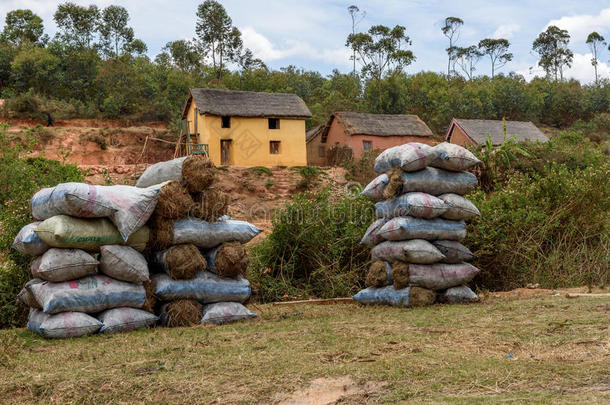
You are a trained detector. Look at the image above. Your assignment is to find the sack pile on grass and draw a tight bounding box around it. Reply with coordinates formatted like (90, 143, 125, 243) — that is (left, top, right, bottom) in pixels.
(135, 156, 260, 327)
(13, 184, 159, 338)
(13, 156, 260, 338)
(356, 142, 482, 307)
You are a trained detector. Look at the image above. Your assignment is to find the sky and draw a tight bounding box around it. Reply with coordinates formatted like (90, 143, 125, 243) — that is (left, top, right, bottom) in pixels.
(1, 0, 609, 83)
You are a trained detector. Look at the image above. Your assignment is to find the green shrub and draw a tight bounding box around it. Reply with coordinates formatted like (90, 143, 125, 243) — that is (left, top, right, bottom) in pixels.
(247, 189, 374, 301)
(247, 166, 272, 176)
(340, 149, 381, 186)
(27, 124, 55, 145)
(292, 166, 324, 190)
(0, 124, 84, 328)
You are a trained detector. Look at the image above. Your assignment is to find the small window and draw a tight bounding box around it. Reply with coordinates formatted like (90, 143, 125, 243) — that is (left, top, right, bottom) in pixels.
(268, 118, 279, 129)
(270, 141, 280, 154)
(363, 140, 372, 151)
(221, 116, 231, 128)
(318, 146, 325, 157)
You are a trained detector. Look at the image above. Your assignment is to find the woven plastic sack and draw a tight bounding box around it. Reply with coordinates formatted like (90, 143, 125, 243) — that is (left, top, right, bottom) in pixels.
(201, 302, 257, 325)
(379, 217, 466, 241)
(30, 248, 98, 282)
(431, 142, 481, 171)
(437, 285, 479, 303)
(201, 245, 220, 270)
(408, 262, 480, 290)
(375, 192, 449, 219)
(173, 218, 262, 248)
(360, 218, 388, 246)
(152, 271, 251, 303)
(12, 222, 50, 256)
(371, 240, 445, 264)
(353, 286, 435, 307)
(374, 143, 439, 173)
(28, 275, 145, 314)
(432, 240, 474, 264)
(35, 215, 149, 252)
(438, 194, 480, 220)
(27, 309, 101, 339)
(360, 173, 389, 200)
(31, 183, 159, 241)
(98, 307, 158, 334)
(17, 279, 44, 309)
(99, 245, 149, 283)
(135, 157, 187, 188)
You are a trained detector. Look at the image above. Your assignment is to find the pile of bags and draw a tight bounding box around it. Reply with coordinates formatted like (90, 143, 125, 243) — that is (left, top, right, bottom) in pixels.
(13, 156, 260, 338)
(135, 156, 260, 327)
(355, 142, 482, 307)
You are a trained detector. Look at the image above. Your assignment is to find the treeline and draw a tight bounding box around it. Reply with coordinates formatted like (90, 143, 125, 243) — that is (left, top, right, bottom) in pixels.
(0, 2, 609, 134)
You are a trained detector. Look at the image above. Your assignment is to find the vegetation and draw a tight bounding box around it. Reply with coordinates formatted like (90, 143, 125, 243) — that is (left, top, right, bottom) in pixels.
(0, 124, 83, 328)
(0, 295, 608, 402)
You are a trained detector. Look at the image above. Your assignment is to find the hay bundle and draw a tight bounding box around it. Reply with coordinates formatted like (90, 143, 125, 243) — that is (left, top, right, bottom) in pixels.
(163, 244, 206, 279)
(142, 280, 157, 313)
(212, 242, 249, 278)
(164, 299, 202, 327)
(148, 214, 173, 251)
(383, 168, 404, 200)
(155, 180, 194, 219)
(366, 261, 388, 287)
(182, 156, 216, 193)
(191, 188, 229, 222)
(408, 287, 437, 307)
(392, 261, 410, 290)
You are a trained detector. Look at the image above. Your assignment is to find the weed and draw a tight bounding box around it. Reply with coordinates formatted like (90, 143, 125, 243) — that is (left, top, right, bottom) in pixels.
(265, 179, 275, 188)
(247, 166, 272, 176)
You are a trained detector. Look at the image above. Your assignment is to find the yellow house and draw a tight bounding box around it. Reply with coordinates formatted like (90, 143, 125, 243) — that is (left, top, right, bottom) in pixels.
(181, 88, 311, 166)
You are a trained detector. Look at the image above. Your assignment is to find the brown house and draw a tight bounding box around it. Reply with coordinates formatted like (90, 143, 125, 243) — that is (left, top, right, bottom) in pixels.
(307, 112, 435, 166)
(446, 118, 548, 147)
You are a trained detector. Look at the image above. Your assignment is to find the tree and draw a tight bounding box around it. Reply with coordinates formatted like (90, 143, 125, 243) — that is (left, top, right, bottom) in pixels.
(586, 32, 606, 84)
(238, 49, 267, 71)
(454, 46, 483, 80)
(346, 24, 414, 82)
(157, 40, 200, 72)
(195, 0, 243, 83)
(54, 2, 100, 49)
(10, 47, 62, 96)
(99, 5, 135, 58)
(441, 17, 463, 76)
(478, 38, 513, 78)
(1, 9, 46, 47)
(532, 26, 573, 81)
(347, 5, 365, 75)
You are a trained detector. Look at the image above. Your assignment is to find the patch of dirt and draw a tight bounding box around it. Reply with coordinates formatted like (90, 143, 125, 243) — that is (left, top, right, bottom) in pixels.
(491, 286, 609, 300)
(275, 376, 384, 405)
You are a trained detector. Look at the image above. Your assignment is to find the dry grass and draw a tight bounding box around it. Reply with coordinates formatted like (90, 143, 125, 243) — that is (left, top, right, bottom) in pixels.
(0, 294, 608, 404)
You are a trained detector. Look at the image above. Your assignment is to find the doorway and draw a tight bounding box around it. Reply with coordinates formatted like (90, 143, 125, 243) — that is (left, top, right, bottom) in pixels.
(221, 140, 232, 165)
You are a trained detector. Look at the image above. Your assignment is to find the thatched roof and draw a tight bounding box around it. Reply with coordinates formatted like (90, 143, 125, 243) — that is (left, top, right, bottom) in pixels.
(328, 112, 434, 138)
(450, 119, 548, 145)
(182, 88, 311, 119)
(306, 125, 323, 143)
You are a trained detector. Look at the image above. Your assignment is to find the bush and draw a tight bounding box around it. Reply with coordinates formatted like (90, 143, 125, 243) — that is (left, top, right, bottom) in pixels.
(247, 189, 374, 301)
(292, 166, 324, 190)
(0, 124, 84, 328)
(340, 149, 381, 186)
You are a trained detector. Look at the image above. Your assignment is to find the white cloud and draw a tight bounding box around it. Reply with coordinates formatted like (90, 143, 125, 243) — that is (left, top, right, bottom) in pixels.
(545, 8, 610, 43)
(493, 24, 520, 39)
(516, 52, 609, 83)
(241, 26, 351, 67)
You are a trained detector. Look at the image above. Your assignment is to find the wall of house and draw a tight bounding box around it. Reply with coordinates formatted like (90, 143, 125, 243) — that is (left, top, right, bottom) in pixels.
(187, 102, 307, 166)
(447, 125, 476, 148)
(306, 135, 327, 166)
(347, 134, 434, 157)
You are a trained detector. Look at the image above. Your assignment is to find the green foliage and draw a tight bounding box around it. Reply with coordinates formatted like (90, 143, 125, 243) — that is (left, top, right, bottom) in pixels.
(248, 190, 374, 301)
(532, 25, 574, 81)
(0, 124, 84, 328)
(1, 9, 45, 47)
(247, 166, 272, 176)
(292, 166, 324, 190)
(468, 131, 610, 290)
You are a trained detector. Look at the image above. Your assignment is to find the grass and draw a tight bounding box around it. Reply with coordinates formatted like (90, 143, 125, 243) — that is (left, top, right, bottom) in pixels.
(0, 294, 608, 403)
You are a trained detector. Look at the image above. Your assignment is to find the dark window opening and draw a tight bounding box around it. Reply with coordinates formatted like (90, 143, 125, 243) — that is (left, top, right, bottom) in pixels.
(318, 146, 325, 157)
(363, 140, 372, 151)
(268, 118, 279, 129)
(270, 141, 280, 154)
(221, 116, 231, 128)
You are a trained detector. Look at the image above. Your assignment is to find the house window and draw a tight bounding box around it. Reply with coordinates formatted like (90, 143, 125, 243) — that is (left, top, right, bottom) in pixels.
(363, 140, 372, 151)
(221, 116, 231, 128)
(270, 141, 280, 154)
(268, 118, 279, 129)
(318, 146, 325, 157)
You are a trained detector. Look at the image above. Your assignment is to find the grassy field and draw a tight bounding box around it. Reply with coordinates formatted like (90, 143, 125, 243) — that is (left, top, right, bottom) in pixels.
(0, 293, 608, 404)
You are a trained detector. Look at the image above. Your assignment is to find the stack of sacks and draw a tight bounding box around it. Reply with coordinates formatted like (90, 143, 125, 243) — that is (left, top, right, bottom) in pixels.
(136, 156, 260, 326)
(13, 183, 160, 338)
(355, 142, 482, 307)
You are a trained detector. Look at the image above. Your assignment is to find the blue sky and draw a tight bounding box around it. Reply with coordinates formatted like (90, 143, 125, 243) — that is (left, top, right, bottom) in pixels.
(1, 1, 609, 83)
